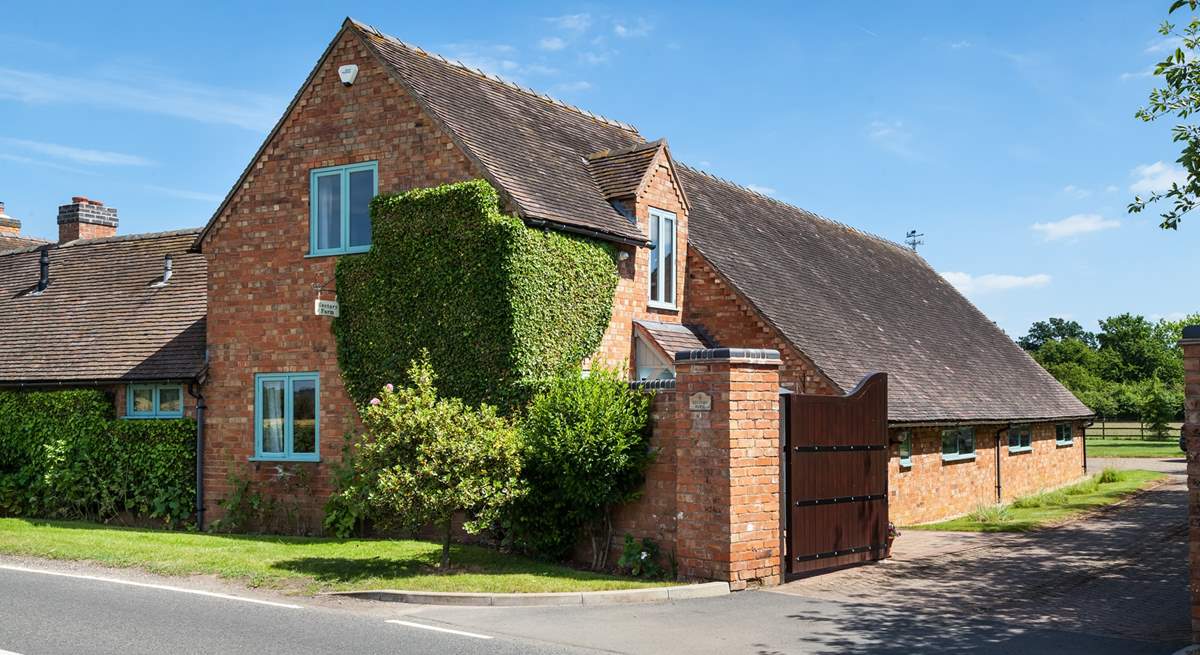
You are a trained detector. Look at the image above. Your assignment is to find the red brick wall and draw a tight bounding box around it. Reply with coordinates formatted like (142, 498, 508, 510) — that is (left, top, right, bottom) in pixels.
(888, 421, 1087, 525)
(593, 150, 689, 373)
(1181, 337, 1200, 642)
(59, 221, 116, 242)
(200, 29, 479, 527)
(610, 388, 679, 556)
(684, 248, 837, 396)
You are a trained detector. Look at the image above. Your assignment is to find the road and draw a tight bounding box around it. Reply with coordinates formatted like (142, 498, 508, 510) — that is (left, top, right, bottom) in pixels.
(0, 456, 1187, 655)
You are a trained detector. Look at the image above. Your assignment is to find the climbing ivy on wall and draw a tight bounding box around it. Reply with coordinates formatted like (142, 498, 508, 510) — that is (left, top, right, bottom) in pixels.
(333, 179, 619, 410)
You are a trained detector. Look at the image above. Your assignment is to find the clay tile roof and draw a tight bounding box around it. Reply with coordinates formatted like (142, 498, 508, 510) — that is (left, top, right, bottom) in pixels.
(0, 229, 207, 383)
(0, 234, 49, 253)
(350, 19, 648, 245)
(678, 164, 1092, 425)
(634, 319, 712, 357)
(586, 141, 664, 200)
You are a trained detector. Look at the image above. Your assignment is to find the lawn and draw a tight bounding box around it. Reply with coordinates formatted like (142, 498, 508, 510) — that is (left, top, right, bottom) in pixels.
(0, 519, 669, 595)
(1086, 438, 1182, 458)
(909, 468, 1165, 533)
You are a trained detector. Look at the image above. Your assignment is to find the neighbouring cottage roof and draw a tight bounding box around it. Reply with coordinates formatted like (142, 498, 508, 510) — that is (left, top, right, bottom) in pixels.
(0, 229, 207, 384)
(586, 141, 665, 200)
(678, 165, 1091, 424)
(634, 320, 711, 357)
(0, 234, 48, 252)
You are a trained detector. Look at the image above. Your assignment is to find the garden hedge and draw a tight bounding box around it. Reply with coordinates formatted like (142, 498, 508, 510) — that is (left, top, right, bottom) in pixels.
(0, 388, 195, 525)
(334, 179, 619, 409)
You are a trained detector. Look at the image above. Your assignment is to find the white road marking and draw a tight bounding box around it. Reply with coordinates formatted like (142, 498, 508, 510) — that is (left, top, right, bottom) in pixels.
(0, 649, 24, 655)
(0, 564, 302, 609)
(386, 619, 494, 640)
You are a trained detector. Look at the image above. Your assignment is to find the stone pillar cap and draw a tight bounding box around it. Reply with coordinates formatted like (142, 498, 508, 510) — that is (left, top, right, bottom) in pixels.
(674, 348, 781, 364)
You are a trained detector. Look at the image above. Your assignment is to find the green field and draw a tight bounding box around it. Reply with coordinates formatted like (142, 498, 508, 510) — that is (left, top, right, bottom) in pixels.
(909, 469, 1164, 533)
(0, 519, 669, 595)
(1087, 437, 1182, 458)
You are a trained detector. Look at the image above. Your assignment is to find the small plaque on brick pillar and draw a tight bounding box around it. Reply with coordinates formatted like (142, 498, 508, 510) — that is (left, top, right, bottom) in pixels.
(688, 392, 712, 411)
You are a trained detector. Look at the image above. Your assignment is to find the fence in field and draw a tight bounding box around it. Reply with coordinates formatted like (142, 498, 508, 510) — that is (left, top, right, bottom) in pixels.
(1089, 421, 1183, 440)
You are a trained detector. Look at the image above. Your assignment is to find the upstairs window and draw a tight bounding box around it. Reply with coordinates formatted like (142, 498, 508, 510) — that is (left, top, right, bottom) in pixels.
(648, 208, 677, 308)
(310, 162, 377, 256)
(941, 426, 975, 461)
(254, 372, 320, 462)
(1008, 424, 1033, 453)
(126, 383, 184, 419)
(1055, 423, 1074, 447)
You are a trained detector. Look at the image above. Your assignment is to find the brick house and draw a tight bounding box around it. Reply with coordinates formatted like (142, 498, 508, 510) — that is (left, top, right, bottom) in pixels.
(0, 197, 207, 418)
(187, 18, 1093, 545)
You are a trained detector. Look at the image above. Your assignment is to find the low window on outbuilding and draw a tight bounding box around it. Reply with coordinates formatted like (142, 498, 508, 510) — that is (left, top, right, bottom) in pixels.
(125, 383, 184, 419)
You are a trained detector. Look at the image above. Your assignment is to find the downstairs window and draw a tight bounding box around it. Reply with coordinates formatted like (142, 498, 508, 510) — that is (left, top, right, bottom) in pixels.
(1008, 424, 1033, 453)
(254, 372, 320, 462)
(126, 383, 184, 419)
(941, 426, 975, 461)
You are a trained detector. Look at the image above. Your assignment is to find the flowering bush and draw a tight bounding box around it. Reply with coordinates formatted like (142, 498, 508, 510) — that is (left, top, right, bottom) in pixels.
(616, 535, 667, 579)
(324, 354, 524, 567)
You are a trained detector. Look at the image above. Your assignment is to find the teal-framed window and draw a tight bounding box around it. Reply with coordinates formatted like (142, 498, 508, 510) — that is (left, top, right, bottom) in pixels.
(253, 372, 320, 462)
(125, 383, 184, 419)
(1008, 424, 1033, 453)
(898, 430, 913, 468)
(648, 207, 677, 309)
(309, 161, 378, 256)
(941, 426, 975, 461)
(1055, 422, 1074, 447)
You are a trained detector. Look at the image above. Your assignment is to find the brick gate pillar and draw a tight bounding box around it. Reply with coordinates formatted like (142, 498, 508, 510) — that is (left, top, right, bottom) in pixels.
(1182, 326, 1200, 643)
(673, 348, 782, 590)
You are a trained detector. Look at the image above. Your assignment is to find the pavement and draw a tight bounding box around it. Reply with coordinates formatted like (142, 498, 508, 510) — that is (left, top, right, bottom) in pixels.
(0, 455, 1188, 654)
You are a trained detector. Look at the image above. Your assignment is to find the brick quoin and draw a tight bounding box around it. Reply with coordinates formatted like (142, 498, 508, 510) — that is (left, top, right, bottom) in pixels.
(1180, 329, 1200, 643)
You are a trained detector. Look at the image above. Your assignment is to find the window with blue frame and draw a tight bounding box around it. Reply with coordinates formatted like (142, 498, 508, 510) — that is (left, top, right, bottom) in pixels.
(309, 161, 377, 256)
(1055, 423, 1074, 447)
(898, 430, 913, 468)
(254, 373, 319, 461)
(1008, 424, 1033, 453)
(126, 383, 184, 419)
(941, 426, 975, 461)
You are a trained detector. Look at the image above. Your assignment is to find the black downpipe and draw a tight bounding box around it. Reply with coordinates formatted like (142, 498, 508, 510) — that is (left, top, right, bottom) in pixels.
(187, 383, 206, 530)
(1082, 419, 1093, 474)
(994, 425, 1008, 503)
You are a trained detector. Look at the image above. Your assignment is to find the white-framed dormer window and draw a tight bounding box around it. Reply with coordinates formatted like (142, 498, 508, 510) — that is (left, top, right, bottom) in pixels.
(648, 208, 677, 309)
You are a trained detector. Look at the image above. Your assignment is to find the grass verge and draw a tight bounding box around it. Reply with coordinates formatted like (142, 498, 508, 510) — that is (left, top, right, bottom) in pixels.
(1086, 438, 1181, 458)
(908, 468, 1165, 533)
(0, 518, 670, 594)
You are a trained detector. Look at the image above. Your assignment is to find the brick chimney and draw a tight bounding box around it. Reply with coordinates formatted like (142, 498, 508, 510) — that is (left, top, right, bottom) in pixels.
(0, 201, 20, 237)
(58, 196, 117, 243)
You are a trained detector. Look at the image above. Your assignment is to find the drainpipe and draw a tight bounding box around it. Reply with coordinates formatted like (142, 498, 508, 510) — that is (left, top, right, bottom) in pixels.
(186, 382, 206, 531)
(1082, 419, 1094, 474)
(993, 425, 1008, 503)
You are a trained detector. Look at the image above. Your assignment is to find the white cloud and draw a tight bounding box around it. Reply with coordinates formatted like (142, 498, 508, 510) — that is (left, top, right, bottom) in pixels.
(949, 40, 972, 49)
(539, 36, 566, 51)
(1031, 213, 1120, 241)
(0, 152, 93, 176)
(3, 137, 152, 166)
(614, 18, 652, 38)
(442, 42, 558, 81)
(1105, 185, 1119, 193)
(866, 119, 918, 158)
(940, 271, 1051, 294)
(1145, 36, 1183, 53)
(547, 13, 591, 32)
(580, 51, 610, 65)
(1151, 311, 1190, 322)
(1130, 161, 1187, 193)
(1119, 68, 1154, 81)
(145, 185, 222, 203)
(0, 67, 282, 132)
(1061, 184, 1091, 199)
(553, 81, 592, 93)
(745, 184, 776, 196)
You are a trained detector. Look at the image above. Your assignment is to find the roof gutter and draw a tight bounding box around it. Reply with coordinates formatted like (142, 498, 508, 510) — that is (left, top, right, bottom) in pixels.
(888, 414, 1095, 429)
(525, 217, 650, 248)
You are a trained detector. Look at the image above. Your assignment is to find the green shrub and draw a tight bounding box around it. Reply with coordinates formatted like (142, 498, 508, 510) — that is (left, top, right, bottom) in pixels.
(334, 180, 619, 411)
(968, 504, 1011, 525)
(0, 389, 194, 526)
(1012, 490, 1068, 509)
(326, 355, 524, 568)
(507, 367, 653, 569)
(1098, 468, 1124, 484)
(1065, 477, 1100, 495)
(617, 535, 668, 579)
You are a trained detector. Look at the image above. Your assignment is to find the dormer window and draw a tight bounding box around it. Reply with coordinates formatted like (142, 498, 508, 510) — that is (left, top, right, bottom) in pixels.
(648, 207, 676, 309)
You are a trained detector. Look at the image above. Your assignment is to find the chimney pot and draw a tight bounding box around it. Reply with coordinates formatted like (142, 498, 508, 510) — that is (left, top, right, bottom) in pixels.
(58, 196, 118, 243)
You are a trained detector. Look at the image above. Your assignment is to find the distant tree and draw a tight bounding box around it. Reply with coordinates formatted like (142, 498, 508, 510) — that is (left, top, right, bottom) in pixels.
(1096, 314, 1179, 383)
(1130, 0, 1200, 229)
(1018, 318, 1097, 351)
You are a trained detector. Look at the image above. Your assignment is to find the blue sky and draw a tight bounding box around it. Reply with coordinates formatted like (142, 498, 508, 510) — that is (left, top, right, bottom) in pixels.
(0, 1, 1194, 337)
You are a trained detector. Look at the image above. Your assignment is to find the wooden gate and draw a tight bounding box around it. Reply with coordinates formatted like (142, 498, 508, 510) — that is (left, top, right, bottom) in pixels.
(781, 372, 888, 579)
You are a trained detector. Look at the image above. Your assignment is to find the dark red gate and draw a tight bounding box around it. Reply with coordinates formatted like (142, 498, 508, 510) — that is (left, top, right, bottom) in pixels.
(781, 372, 888, 579)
